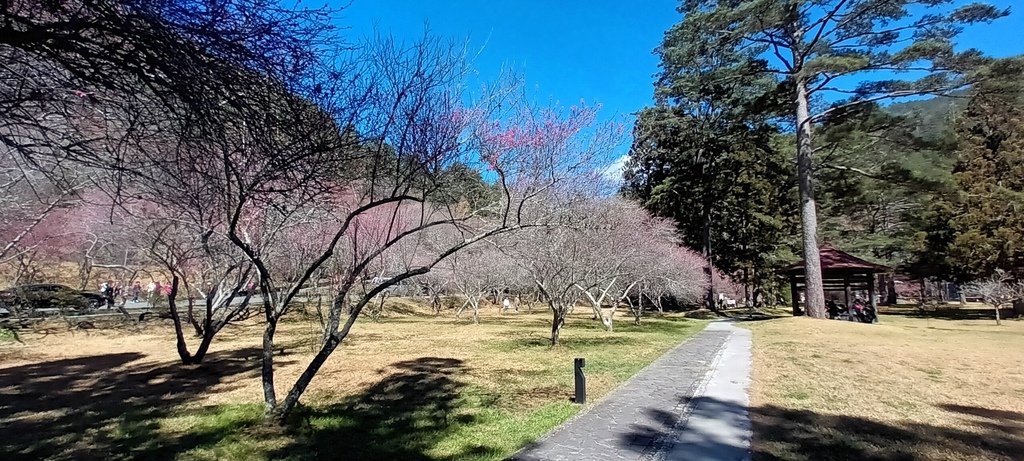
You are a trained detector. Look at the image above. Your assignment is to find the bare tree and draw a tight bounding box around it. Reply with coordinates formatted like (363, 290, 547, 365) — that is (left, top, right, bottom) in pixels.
(963, 271, 1024, 326)
(249, 64, 618, 420)
(509, 206, 600, 342)
(574, 198, 707, 331)
(141, 208, 259, 364)
(1, 1, 620, 423)
(443, 242, 495, 323)
(0, 148, 91, 275)
(575, 199, 653, 331)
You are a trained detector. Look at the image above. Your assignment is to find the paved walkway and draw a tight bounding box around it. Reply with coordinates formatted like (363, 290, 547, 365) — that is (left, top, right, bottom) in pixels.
(512, 322, 752, 461)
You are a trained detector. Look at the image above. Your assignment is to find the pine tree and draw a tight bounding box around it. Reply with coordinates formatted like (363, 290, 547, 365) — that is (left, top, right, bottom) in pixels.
(673, 0, 1005, 317)
(815, 101, 957, 270)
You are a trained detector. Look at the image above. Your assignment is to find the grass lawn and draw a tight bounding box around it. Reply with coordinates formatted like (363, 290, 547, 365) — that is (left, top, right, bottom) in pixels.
(744, 313, 1024, 461)
(0, 301, 705, 460)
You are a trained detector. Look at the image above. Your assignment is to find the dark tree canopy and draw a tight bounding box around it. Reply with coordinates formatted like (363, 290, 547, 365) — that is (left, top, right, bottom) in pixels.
(624, 10, 796, 306)
(946, 58, 1024, 280)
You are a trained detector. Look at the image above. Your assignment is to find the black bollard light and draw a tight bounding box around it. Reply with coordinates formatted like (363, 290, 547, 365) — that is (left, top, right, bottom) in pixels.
(574, 357, 586, 404)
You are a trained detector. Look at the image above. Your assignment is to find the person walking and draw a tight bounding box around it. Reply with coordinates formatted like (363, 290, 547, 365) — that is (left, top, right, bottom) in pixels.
(131, 281, 142, 302)
(100, 281, 115, 309)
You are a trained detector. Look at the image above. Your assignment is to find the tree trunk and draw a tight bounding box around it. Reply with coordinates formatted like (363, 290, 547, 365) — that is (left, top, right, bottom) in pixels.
(167, 277, 195, 365)
(321, 293, 344, 346)
(743, 267, 750, 308)
(455, 298, 470, 318)
(886, 274, 898, 305)
(918, 279, 927, 309)
(192, 329, 216, 364)
(270, 330, 342, 424)
(704, 218, 716, 311)
(595, 305, 612, 330)
(995, 304, 1002, 326)
(550, 305, 566, 346)
(262, 317, 279, 413)
(429, 291, 441, 315)
(795, 77, 825, 319)
(579, 282, 615, 330)
(628, 297, 642, 325)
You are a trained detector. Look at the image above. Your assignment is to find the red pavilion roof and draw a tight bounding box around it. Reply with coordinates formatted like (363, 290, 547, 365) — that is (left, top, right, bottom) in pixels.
(785, 245, 891, 273)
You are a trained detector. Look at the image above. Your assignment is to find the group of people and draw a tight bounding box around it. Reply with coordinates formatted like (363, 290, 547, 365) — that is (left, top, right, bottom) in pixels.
(826, 297, 877, 323)
(97, 280, 173, 308)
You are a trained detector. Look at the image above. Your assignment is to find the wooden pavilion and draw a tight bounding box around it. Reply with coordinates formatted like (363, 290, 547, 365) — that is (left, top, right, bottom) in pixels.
(785, 246, 891, 317)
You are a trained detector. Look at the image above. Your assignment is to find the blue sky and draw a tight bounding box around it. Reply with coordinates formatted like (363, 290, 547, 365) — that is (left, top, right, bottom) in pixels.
(335, 0, 1024, 173)
(338, 0, 680, 120)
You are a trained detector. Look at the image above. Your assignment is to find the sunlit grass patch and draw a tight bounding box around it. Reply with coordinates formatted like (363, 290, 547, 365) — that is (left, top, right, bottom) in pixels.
(745, 314, 1024, 461)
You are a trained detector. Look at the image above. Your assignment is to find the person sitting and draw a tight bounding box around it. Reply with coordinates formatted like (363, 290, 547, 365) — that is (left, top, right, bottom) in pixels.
(827, 300, 840, 319)
(852, 297, 869, 323)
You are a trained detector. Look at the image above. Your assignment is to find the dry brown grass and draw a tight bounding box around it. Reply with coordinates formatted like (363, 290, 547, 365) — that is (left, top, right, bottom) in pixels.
(744, 314, 1024, 461)
(0, 300, 705, 460)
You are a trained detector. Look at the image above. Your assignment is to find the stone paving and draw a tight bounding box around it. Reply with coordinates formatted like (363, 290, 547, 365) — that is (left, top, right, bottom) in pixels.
(512, 322, 749, 461)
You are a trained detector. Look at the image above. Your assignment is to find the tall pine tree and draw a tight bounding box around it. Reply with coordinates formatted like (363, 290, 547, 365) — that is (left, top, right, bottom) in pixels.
(671, 0, 1005, 317)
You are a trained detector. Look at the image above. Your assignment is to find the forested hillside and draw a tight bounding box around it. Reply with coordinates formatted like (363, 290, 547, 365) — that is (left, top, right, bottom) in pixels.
(819, 66, 1022, 286)
(815, 94, 963, 270)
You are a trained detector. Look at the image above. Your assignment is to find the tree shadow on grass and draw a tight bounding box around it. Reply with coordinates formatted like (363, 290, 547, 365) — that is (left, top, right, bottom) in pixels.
(610, 396, 1024, 461)
(725, 311, 793, 322)
(493, 334, 641, 351)
(270, 357, 503, 461)
(879, 307, 1014, 321)
(751, 402, 1024, 460)
(2, 353, 508, 460)
(937, 404, 1024, 432)
(0, 347, 283, 460)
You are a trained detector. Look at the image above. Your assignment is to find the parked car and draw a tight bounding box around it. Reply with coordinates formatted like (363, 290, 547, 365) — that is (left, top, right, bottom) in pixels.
(0, 284, 105, 317)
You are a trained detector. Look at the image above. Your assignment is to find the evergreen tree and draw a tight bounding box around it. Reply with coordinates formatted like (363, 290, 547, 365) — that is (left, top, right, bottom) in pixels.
(947, 58, 1024, 280)
(674, 0, 1005, 317)
(623, 11, 795, 308)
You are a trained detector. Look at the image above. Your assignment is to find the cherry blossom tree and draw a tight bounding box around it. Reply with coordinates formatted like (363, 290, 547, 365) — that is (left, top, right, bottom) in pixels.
(0, 148, 92, 286)
(573, 199, 651, 331)
(573, 198, 708, 331)
(499, 196, 710, 343)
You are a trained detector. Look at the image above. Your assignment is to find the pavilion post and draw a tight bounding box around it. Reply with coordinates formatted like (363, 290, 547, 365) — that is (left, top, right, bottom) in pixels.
(868, 271, 878, 323)
(843, 277, 850, 308)
(790, 276, 800, 316)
